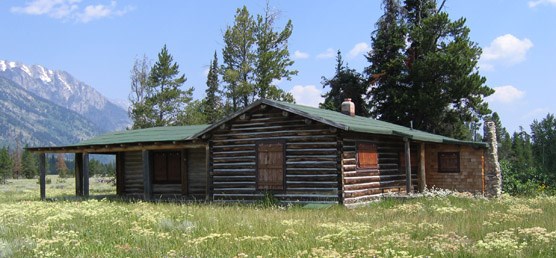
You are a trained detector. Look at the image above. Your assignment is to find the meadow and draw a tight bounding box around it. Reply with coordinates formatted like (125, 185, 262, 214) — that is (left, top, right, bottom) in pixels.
(0, 176, 555, 257)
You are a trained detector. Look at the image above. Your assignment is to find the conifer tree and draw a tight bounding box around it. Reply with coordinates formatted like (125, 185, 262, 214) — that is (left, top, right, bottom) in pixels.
(221, 5, 297, 112)
(254, 3, 297, 102)
(21, 147, 37, 179)
(222, 6, 257, 112)
(321, 50, 368, 116)
(204, 51, 223, 123)
(365, 0, 407, 121)
(0, 147, 12, 183)
(366, 0, 493, 139)
(146, 45, 194, 127)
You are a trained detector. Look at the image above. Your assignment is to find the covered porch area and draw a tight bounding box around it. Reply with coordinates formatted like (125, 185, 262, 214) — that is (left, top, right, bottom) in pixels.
(27, 125, 210, 201)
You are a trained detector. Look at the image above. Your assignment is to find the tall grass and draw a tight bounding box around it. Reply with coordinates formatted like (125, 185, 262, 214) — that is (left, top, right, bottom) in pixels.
(0, 176, 555, 257)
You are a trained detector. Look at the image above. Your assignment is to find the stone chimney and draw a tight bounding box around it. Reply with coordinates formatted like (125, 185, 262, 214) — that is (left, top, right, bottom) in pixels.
(341, 98, 355, 117)
(484, 121, 502, 198)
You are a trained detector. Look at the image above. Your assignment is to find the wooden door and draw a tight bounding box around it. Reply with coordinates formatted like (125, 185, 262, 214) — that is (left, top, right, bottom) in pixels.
(257, 142, 284, 190)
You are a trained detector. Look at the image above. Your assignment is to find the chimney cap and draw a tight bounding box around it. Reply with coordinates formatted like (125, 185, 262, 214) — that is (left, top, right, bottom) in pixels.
(341, 98, 355, 117)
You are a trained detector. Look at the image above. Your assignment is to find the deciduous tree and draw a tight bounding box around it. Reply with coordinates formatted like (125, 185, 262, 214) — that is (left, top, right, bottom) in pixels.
(56, 153, 69, 178)
(128, 55, 153, 129)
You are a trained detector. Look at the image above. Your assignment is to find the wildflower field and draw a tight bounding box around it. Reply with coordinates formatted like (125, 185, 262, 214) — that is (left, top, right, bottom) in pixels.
(1, 176, 556, 257)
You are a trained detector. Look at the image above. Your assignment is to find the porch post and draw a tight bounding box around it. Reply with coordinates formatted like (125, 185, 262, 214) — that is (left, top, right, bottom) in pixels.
(83, 153, 89, 197)
(116, 153, 125, 195)
(143, 150, 152, 200)
(75, 153, 83, 196)
(39, 153, 46, 201)
(404, 138, 413, 194)
(418, 142, 427, 192)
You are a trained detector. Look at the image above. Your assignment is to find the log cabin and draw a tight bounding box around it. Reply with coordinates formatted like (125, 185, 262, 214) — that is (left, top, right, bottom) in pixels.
(28, 98, 495, 205)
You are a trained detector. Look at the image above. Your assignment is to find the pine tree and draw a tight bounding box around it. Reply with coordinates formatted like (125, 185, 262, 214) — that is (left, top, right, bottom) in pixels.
(254, 3, 297, 102)
(321, 50, 368, 116)
(531, 114, 556, 184)
(366, 0, 494, 139)
(204, 51, 223, 123)
(222, 6, 257, 112)
(21, 147, 37, 179)
(0, 147, 12, 184)
(146, 45, 194, 127)
(365, 0, 407, 121)
(55, 153, 69, 178)
(221, 5, 297, 112)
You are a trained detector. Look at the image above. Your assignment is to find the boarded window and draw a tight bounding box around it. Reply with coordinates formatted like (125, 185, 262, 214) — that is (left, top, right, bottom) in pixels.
(357, 143, 378, 168)
(257, 142, 284, 190)
(153, 151, 182, 183)
(438, 152, 460, 173)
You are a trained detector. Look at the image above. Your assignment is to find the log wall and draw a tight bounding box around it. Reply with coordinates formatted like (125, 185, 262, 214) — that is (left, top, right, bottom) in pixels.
(188, 148, 207, 197)
(209, 106, 339, 203)
(123, 151, 144, 196)
(341, 133, 418, 204)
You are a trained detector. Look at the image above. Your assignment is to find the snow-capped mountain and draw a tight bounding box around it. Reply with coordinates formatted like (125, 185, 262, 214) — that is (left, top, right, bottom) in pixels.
(0, 60, 130, 133)
(0, 76, 100, 147)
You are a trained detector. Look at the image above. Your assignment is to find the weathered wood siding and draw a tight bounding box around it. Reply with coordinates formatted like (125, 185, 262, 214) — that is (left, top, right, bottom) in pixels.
(209, 106, 339, 203)
(341, 133, 418, 204)
(124, 151, 143, 196)
(188, 148, 207, 197)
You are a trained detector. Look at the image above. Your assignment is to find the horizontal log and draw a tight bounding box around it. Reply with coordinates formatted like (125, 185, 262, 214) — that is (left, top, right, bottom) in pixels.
(212, 162, 255, 167)
(211, 135, 336, 144)
(212, 175, 256, 180)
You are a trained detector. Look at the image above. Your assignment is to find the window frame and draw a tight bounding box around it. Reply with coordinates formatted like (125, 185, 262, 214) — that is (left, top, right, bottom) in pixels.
(256, 141, 286, 191)
(438, 152, 460, 173)
(356, 142, 378, 169)
(151, 151, 182, 184)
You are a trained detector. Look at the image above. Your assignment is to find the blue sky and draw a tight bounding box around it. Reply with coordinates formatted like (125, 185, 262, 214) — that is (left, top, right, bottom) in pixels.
(0, 0, 555, 134)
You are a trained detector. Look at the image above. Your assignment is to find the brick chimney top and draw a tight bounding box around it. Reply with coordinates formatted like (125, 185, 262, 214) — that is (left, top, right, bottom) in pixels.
(341, 98, 355, 117)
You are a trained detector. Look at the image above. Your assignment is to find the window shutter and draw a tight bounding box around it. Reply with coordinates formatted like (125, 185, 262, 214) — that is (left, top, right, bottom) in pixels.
(167, 152, 182, 182)
(357, 143, 378, 168)
(153, 152, 167, 182)
(257, 142, 284, 190)
(438, 152, 460, 173)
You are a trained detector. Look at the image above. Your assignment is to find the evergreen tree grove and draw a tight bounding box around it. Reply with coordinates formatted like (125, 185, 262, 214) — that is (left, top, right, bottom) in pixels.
(0, 147, 12, 183)
(366, 0, 493, 139)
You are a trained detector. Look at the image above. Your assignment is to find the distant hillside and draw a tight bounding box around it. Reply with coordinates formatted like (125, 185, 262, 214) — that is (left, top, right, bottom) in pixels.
(0, 77, 102, 148)
(0, 60, 130, 133)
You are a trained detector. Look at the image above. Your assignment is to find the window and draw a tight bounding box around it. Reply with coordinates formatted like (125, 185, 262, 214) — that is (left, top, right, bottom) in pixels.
(357, 143, 378, 168)
(438, 152, 460, 173)
(153, 151, 182, 183)
(257, 142, 284, 190)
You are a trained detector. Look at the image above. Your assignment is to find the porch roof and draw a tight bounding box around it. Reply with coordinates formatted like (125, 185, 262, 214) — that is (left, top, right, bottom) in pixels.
(27, 124, 209, 153)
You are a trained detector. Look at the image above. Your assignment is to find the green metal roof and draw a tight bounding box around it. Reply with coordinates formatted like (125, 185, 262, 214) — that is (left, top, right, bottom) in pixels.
(72, 124, 209, 146)
(193, 99, 487, 147)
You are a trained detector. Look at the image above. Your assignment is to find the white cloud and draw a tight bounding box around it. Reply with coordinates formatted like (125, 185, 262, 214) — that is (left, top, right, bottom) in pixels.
(289, 85, 323, 107)
(10, 0, 134, 23)
(482, 34, 533, 65)
(348, 42, 371, 59)
(316, 48, 336, 59)
(528, 0, 556, 8)
(293, 50, 309, 59)
(486, 85, 525, 104)
(203, 68, 210, 76)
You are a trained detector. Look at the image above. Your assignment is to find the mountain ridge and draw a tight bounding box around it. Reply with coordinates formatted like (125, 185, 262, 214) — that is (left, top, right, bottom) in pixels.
(0, 60, 130, 133)
(0, 76, 101, 148)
